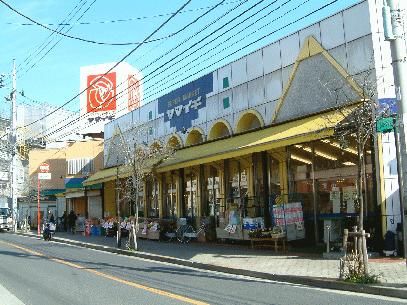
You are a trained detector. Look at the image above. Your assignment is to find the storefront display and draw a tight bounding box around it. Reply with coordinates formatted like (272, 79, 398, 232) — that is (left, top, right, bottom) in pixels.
(137, 218, 160, 240)
(272, 202, 305, 241)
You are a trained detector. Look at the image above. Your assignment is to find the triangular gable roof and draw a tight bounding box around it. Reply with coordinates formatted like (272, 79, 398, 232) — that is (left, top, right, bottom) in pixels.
(272, 36, 365, 124)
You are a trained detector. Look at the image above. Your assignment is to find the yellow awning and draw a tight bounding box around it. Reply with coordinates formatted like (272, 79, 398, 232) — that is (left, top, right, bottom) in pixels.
(157, 106, 355, 173)
(83, 159, 160, 186)
(83, 166, 133, 186)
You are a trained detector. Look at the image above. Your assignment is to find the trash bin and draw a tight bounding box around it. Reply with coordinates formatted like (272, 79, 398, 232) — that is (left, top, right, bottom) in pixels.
(396, 223, 403, 256)
(383, 230, 397, 256)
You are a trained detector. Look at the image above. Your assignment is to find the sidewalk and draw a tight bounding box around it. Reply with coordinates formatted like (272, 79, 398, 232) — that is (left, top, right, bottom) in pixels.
(17, 231, 407, 299)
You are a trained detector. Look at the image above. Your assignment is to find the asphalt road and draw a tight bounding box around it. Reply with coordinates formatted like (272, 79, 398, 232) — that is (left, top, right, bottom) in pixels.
(0, 233, 405, 305)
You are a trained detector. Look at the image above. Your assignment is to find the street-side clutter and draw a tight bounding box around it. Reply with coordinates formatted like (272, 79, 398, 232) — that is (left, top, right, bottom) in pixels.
(76, 217, 177, 242)
(70, 214, 294, 253)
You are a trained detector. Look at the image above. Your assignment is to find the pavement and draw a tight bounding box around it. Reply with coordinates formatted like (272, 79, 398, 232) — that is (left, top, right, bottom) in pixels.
(14, 230, 407, 299)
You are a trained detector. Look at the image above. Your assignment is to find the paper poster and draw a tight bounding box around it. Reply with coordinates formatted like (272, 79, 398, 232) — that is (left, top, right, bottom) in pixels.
(346, 201, 355, 213)
(343, 186, 357, 213)
(330, 191, 340, 201)
(333, 199, 341, 214)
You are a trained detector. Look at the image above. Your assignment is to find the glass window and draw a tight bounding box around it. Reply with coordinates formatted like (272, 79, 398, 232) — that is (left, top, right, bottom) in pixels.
(205, 165, 221, 217)
(163, 174, 177, 218)
(184, 170, 198, 218)
(146, 178, 159, 218)
(227, 159, 249, 217)
(287, 149, 313, 216)
(252, 153, 266, 218)
(288, 136, 375, 230)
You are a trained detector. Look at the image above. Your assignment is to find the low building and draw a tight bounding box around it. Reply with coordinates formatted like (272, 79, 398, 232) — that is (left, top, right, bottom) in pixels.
(24, 138, 103, 228)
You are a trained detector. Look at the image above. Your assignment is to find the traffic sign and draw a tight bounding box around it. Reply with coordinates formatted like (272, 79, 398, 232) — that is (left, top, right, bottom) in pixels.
(38, 172, 51, 180)
(39, 163, 50, 173)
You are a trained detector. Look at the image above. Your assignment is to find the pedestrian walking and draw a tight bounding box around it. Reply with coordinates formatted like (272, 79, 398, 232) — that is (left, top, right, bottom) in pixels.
(68, 210, 77, 234)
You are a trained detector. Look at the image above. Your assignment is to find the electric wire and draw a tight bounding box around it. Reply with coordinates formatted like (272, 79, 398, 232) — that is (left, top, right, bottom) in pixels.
(8, 0, 193, 138)
(139, 0, 282, 101)
(0, 0, 226, 46)
(4, 0, 244, 27)
(39, 0, 341, 142)
(23, 0, 99, 76)
(147, 0, 332, 100)
(17, 0, 88, 72)
(15, 0, 235, 136)
(57, 0, 258, 130)
(141, 0, 307, 102)
(13, 0, 226, 82)
(0, 0, 88, 86)
(78, 0, 277, 118)
(25, 0, 310, 141)
(24, 0, 256, 139)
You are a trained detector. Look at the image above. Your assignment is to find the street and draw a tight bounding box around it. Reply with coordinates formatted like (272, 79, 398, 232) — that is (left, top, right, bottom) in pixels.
(0, 233, 405, 305)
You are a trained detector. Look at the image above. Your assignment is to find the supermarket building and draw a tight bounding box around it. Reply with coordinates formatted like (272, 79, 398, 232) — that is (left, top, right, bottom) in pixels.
(84, 0, 403, 245)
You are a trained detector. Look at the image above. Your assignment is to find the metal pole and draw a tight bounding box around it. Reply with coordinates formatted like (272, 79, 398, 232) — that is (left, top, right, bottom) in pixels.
(394, 116, 405, 256)
(10, 59, 17, 231)
(311, 145, 319, 244)
(37, 176, 40, 236)
(116, 166, 121, 248)
(383, 0, 407, 264)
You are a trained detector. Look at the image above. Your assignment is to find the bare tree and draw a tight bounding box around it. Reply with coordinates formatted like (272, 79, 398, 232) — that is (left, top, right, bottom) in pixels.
(112, 125, 174, 250)
(323, 69, 391, 278)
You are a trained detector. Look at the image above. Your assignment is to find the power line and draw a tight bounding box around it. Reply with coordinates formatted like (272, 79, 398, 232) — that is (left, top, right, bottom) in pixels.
(39, 0, 340, 142)
(140, 0, 276, 100)
(15, 0, 192, 134)
(17, 0, 88, 72)
(88, 0, 272, 110)
(4, 0, 244, 27)
(0, 0, 213, 46)
(148, 0, 327, 100)
(12, 0, 225, 81)
(14, 0, 231, 136)
(141, 0, 302, 102)
(0, 0, 90, 88)
(25, 0, 252, 138)
(0, 0, 135, 46)
(25, 0, 297, 141)
(89, 0, 268, 113)
(22, 0, 99, 76)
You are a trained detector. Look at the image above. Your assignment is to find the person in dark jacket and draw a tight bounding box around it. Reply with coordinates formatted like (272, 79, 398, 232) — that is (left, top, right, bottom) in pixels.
(67, 210, 77, 234)
(61, 211, 68, 232)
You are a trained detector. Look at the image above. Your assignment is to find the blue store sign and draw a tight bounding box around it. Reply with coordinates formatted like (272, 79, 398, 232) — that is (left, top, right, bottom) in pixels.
(158, 73, 213, 131)
(378, 98, 397, 115)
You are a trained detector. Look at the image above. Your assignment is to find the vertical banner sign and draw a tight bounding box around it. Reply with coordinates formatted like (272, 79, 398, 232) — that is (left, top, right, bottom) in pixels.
(127, 75, 142, 111)
(87, 72, 117, 112)
(158, 73, 213, 131)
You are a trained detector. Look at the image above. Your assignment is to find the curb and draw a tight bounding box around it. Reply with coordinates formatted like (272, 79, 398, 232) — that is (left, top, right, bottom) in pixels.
(15, 232, 406, 300)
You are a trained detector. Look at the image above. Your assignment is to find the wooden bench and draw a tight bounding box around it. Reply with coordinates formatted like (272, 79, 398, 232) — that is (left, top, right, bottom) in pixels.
(250, 236, 287, 252)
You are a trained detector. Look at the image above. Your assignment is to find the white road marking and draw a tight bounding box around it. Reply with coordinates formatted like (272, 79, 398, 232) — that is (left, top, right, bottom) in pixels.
(0, 282, 25, 305)
(11, 234, 407, 303)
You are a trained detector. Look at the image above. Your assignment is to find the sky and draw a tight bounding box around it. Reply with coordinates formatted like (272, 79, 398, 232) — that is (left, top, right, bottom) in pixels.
(0, 0, 361, 124)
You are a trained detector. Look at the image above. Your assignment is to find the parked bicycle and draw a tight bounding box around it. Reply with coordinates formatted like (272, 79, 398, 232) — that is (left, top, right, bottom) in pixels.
(176, 221, 207, 243)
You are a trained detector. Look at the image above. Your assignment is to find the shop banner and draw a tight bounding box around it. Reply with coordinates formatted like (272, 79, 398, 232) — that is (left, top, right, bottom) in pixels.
(158, 73, 213, 131)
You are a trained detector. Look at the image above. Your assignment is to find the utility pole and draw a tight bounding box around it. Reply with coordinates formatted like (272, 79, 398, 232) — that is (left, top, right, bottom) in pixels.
(10, 59, 17, 231)
(383, 0, 407, 263)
